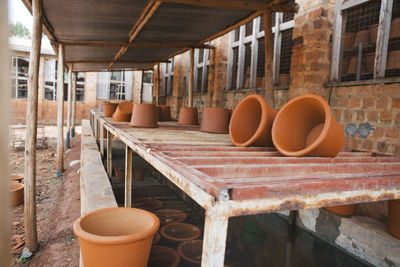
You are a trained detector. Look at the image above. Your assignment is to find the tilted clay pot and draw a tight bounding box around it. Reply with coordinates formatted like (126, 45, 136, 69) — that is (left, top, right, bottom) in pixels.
(156, 106, 163, 122)
(148, 246, 180, 267)
(177, 240, 203, 266)
(272, 94, 344, 157)
(324, 204, 358, 216)
(390, 18, 400, 39)
(73, 207, 160, 267)
(129, 103, 158, 128)
(386, 50, 400, 70)
(353, 29, 370, 48)
(178, 107, 199, 125)
(112, 102, 133, 122)
(10, 183, 24, 206)
(160, 105, 172, 121)
(343, 32, 355, 50)
(230, 94, 277, 147)
(155, 209, 187, 224)
(132, 198, 163, 211)
(388, 199, 400, 239)
(103, 102, 118, 118)
(11, 174, 23, 183)
(200, 107, 230, 134)
(160, 223, 201, 245)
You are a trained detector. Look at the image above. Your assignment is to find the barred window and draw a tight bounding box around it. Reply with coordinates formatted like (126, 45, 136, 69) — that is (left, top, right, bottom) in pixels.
(193, 46, 210, 93)
(163, 58, 174, 96)
(11, 56, 29, 99)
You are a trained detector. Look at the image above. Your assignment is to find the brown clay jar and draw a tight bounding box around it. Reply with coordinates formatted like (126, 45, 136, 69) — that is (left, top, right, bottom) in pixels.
(112, 102, 133, 122)
(230, 94, 277, 147)
(178, 107, 199, 125)
(154, 209, 187, 224)
(10, 183, 24, 206)
(200, 107, 230, 134)
(148, 245, 180, 267)
(129, 103, 158, 128)
(160, 105, 172, 121)
(324, 204, 358, 216)
(272, 94, 344, 157)
(103, 102, 118, 118)
(73, 207, 160, 267)
(388, 199, 400, 239)
(177, 240, 203, 266)
(160, 223, 201, 247)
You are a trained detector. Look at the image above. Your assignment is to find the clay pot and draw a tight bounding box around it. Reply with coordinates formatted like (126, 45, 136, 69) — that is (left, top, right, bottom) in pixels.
(11, 174, 23, 183)
(132, 198, 163, 211)
(177, 240, 203, 266)
(178, 107, 199, 125)
(353, 29, 370, 48)
(229, 94, 277, 147)
(155, 209, 187, 224)
(160, 223, 201, 245)
(129, 103, 158, 128)
(388, 199, 400, 239)
(153, 232, 161, 244)
(272, 94, 344, 157)
(148, 246, 180, 267)
(386, 50, 400, 70)
(114, 167, 124, 183)
(10, 183, 24, 206)
(200, 107, 230, 134)
(343, 32, 355, 50)
(324, 204, 358, 216)
(279, 74, 290, 86)
(156, 106, 163, 122)
(73, 207, 160, 267)
(390, 18, 400, 39)
(112, 102, 133, 122)
(160, 105, 172, 121)
(369, 24, 378, 43)
(103, 102, 118, 118)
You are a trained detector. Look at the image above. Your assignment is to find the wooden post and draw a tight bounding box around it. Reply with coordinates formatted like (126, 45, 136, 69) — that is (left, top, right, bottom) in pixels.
(56, 44, 65, 175)
(263, 11, 274, 107)
(107, 131, 112, 177)
(188, 48, 194, 107)
(71, 72, 77, 137)
(124, 146, 133, 207)
(24, 0, 42, 252)
(156, 63, 160, 105)
(66, 65, 72, 149)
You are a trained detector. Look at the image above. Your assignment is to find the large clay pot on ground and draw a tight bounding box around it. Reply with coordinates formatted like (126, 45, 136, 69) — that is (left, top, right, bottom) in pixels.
(353, 29, 370, 48)
(132, 198, 163, 211)
(386, 50, 400, 70)
(160, 223, 201, 246)
(103, 102, 118, 118)
(160, 105, 172, 121)
(177, 240, 203, 266)
(148, 246, 180, 267)
(343, 32, 355, 50)
(272, 94, 344, 157)
(324, 204, 358, 216)
(155, 209, 187, 224)
(112, 102, 133, 122)
(388, 199, 400, 239)
(200, 107, 230, 134)
(10, 183, 24, 206)
(390, 18, 400, 39)
(178, 107, 199, 125)
(129, 103, 158, 128)
(229, 94, 277, 147)
(73, 207, 160, 267)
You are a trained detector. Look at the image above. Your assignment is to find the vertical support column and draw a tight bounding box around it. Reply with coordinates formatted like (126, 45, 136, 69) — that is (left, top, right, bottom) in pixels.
(263, 11, 274, 107)
(66, 65, 72, 149)
(201, 213, 229, 267)
(124, 146, 133, 207)
(24, 0, 42, 252)
(106, 131, 112, 177)
(330, 0, 344, 81)
(272, 13, 282, 85)
(71, 72, 77, 137)
(100, 122, 104, 157)
(56, 44, 65, 176)
(188, 48, 194, 107)
(156, 63, 160, 106)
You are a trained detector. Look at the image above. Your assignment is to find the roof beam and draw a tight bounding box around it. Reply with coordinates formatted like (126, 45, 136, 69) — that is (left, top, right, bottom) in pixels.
(61, 41, 214, 49)
(66, 60, 169, 64)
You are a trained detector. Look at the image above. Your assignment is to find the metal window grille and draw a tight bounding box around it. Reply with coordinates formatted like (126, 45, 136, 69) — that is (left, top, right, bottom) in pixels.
(280, 29, 293, 74)
(197, 67, 203, 92)
(76, 72, 85, 102)
(243, 43, 252, 88)
(11, 56, 29, 99)
(386, 0, 400, 77)
(231, 46, 239, 90)
(245, 21, 253, 37)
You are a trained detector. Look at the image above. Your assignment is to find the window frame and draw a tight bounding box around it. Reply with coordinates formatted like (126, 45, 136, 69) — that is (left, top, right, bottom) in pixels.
(162, 58, 174, 96)
(76, 72, 85, 102)
(108, 71, 126, 100)
(10, 56, 29, 99)
(193, 46, 211, 93)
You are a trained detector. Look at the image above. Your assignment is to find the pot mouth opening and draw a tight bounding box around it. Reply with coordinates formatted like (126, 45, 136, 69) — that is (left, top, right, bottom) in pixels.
(178, 240, 203, 264)
(161, 223, 200, 241)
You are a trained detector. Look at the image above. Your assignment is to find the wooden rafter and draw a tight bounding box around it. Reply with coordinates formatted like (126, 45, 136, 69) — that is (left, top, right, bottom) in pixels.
(61, 41, 214, 49)
(66, 60, 169, 64)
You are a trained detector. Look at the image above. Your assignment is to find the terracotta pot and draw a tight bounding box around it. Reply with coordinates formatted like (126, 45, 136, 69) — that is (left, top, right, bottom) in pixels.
(388, 199, 400, 239)
(160, 105, 172, 121)
(155, 209, 187, 224)
(177, 240, 203, 266)
(353, 29, 370, 48)
(73, 207, 160, 267)
(160, 223, 201, 244)
(324, 204, 358, 216)
(129, 103, 158, 128)
(272, 94, 344, 157)
(279, 74, 290, 86)
(229, 94, 277, 147)
(390, 18, 400, 39)
(132, 198, 163, 211)
(148, 246, 180, 267)
(11, 174, 23, 183)
(178, 107, 199, 125)
(10, 183, 24, 206)
(156, 106, 163, 122)
(369, 24, 378, 43)
(153, 232, 161, 244)
(200, 107, 230, 134)
(343, 32, 355, 50)
(114, 167, 124, 183)
(386, 50, 400, 70)
(103, 102, 118, 118)
(112, 102, 133, 122)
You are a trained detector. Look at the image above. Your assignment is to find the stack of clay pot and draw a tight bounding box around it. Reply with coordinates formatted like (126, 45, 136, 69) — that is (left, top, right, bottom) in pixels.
(10, 174, 24, 206)
(177, 240, 203, 266)
(112, 102, 133, 122)
(73, 207, 160, 267)
(148, 246, 180, 267)
(200, 107, 231, 134)
(160, 223, 201, 248)
(131, 197, 163, 211)
(178, 107, 199, 125)
(155, 209, 187, 224)
(130, 103, 158, 128)
(102, 102, 118, 118)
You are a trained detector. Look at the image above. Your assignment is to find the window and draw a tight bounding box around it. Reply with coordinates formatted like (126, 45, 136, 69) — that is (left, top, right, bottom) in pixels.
(227, 11, 294, 90)
(163, 58, 174, 95)
(10, 56, 29, 99)
(76, 72, 85, 102)
(194, 48, 210, 93)
(44, 59, 57, 101)
(109, 71, 125, 100)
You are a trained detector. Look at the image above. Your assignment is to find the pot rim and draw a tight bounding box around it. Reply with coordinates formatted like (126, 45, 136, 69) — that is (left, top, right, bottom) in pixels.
(177, 239, 203, 264)
(10, 183, 24, 192)
(154, 209, 187, 224)
(272, 94, 332, 156)
(229, 94, 269, 147)
(73, 207, 160, 245)
(160, 223, 201, 241)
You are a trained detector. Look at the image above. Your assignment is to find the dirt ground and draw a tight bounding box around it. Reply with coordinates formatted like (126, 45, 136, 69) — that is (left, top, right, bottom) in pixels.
(9, 132, 81, 266)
